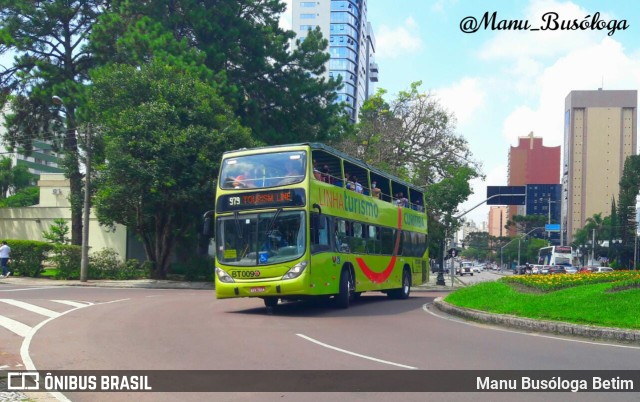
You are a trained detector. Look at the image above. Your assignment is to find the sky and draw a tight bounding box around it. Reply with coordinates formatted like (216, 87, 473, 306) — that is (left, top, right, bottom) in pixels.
(281, 0, 640, 227)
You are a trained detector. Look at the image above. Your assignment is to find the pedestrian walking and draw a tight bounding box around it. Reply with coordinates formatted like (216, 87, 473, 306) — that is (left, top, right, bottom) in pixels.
(0, 241, 11, 278)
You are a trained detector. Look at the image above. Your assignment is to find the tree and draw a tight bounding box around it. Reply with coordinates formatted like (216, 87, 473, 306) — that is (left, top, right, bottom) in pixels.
(42, 218, 71, 244)
(1, 0, 106, 245)
(89, 0, 350, 145)
(617, 155, 640, 266)
(334, 82, 481, 256)
(88, 60, 254, 278)
(0, 187, 39, 207)
(0, 157, 37, 198)
(336, 82, 480, 184)
(505, 215, 547, 236)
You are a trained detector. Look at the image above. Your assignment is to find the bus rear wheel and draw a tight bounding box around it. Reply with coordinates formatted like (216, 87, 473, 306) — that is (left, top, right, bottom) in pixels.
(388, 269, 411, 299)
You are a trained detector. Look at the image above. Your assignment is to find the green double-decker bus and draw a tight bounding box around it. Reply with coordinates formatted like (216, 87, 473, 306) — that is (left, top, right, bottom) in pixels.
(210, 143, 429, 308)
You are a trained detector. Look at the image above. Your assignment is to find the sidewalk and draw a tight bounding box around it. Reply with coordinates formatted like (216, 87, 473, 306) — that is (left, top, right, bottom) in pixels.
(0, 276, 215, 290)
(414, 271, 464, 291)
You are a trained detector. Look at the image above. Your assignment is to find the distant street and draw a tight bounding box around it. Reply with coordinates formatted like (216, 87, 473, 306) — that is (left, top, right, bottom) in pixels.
(1, 281, 639, 402)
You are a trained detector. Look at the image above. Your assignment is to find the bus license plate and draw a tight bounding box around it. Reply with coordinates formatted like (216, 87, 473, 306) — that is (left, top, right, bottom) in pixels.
(250, 287, 266, 293)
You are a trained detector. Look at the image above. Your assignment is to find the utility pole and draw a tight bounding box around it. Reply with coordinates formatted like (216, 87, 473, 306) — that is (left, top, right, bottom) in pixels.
(590, 228, 595, 266)
(80, 127, 91, 282)
(53, 95, 90, 282)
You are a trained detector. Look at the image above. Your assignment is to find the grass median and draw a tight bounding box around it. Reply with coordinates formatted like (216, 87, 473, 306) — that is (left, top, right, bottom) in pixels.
(444, 272, 640, 330)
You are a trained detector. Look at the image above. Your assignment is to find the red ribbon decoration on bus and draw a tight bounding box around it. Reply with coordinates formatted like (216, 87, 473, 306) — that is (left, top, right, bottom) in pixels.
(355, 208, 402, 283)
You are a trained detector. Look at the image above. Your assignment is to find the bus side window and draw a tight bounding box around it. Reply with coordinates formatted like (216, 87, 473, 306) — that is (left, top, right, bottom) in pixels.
(310, 213, 330, 254)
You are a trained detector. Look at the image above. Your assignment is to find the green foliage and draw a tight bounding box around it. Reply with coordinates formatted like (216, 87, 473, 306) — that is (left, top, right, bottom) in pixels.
(51, 244, 82, 279)
(90, 0, 349, 145)
(5, 239, 54, 277)
(0, 186, 39, 207)
(1, 0, 106, 245)
(88, 248, 148, 279)
(617, 155, 640, 265)
(0, 157, 37, 198)
(169, 255, 214, 282)
(42, 218, 71, 244)
(88, 60, 253, 278)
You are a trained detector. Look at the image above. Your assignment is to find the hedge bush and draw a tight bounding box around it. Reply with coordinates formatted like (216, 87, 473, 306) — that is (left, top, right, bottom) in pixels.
(5, 239, 54, 277)
(51, 244, 82, 279)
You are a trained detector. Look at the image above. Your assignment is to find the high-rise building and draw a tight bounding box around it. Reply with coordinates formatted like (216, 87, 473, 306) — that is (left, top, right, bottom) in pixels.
(507, 133, 561, 235)
(0, 106, 64, 178)
(526, 183, 561, 244)
(292, 0, 378, 122)
(563, 89, 638, 244)
(488, 206, 508, 238)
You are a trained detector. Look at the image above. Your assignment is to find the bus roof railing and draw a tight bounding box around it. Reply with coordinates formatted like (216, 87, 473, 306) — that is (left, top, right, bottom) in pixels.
(222, 142, 424, 195)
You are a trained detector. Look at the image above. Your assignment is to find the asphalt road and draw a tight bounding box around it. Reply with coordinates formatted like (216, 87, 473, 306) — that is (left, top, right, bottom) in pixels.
(1, 283, 640, 402)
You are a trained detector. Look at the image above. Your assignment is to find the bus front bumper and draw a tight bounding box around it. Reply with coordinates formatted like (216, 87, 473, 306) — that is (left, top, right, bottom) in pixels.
(216, 275, 308, 299)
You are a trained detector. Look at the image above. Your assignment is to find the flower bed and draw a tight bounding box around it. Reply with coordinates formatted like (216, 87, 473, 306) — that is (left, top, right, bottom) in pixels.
(501, 271, 640, 291)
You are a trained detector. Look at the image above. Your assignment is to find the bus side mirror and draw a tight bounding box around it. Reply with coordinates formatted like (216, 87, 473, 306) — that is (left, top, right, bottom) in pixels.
(202, 210, 215, 236)
(313, 203, 322, 216)
(203, 217, 212, 236)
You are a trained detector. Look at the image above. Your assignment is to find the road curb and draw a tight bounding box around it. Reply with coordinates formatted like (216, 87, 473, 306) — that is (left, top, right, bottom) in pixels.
(433, 297, 640, 344)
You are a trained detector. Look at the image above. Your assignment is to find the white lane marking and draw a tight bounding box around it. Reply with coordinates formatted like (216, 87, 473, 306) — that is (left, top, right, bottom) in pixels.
(423, 303, 640, 350)
(0, 315, 31, 337)
(50, 300, 90, 308)
(0, 299, 60, 318)
(0, 287, 63, 292)
(296, 333, 418, 370)
(21, 298, 129, 402)
(98, 298, 130, 305)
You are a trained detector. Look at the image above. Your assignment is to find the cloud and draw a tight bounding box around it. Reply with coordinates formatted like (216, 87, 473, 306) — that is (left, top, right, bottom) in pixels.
(435, 78, 486, 126)
(502, 37, 640, 148)
(279, 0, 292, 31)
(375, 17, 423, 59)
(479, 0, 610, 61)
(431, 0, 459, 13)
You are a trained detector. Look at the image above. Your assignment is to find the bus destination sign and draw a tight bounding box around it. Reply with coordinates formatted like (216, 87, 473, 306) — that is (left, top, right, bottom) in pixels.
(217, 189, 306, 212)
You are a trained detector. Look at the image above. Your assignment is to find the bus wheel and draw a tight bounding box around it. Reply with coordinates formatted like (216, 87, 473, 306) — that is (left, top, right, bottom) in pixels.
(388, 269, 411, 299)
(263, 297, 278, 308)
(335, 269, 352, 309)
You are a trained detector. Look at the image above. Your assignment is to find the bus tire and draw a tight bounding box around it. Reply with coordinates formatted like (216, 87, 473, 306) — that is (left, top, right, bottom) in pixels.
(335, 268, 353, 309)
(388, 268, 411, 299)
(263, 297, 278, 308)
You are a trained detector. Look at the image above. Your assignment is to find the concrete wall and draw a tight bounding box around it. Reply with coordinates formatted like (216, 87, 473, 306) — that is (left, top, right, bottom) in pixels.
(0, 207, 128, 260)
(0, 173, 129, 260)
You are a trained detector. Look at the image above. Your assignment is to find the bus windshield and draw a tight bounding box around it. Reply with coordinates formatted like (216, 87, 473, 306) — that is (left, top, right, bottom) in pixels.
(216, 211, 306, 266)
(220, 151, 307, 189)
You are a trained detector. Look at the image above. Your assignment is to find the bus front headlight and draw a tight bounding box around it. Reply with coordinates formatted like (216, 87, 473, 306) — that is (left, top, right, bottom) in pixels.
(282, 261, 308, 280)
(215, 267, 235, 283)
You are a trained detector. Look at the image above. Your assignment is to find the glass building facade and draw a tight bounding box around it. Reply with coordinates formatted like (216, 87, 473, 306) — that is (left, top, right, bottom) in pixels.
(292, 0, 378, 122)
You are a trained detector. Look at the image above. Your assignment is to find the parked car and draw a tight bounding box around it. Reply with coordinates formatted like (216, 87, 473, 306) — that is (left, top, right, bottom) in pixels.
(592, 267, 614, 273)
(564, 266, 578, 274)
(540, 265, 551, 274)
(531, 264, 543, 274)
(472, 265, 482, 273)
(548, 266, 567, 274)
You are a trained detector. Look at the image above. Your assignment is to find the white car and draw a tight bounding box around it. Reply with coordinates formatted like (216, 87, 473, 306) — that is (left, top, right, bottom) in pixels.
(592, 267, 614, 273)
(472, 266, 481, 273)
(457, 262, 474, 276)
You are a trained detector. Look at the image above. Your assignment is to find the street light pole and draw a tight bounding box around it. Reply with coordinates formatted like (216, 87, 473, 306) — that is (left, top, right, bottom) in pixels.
(52, 95, 90, 282)
(590, 228, 595, 266)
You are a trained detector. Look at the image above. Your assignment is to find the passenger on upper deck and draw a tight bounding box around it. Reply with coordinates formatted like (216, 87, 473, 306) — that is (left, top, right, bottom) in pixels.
(353, 176, 363, 194)
(371, 181, 381, 199)
(313, 160, 322, 180)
